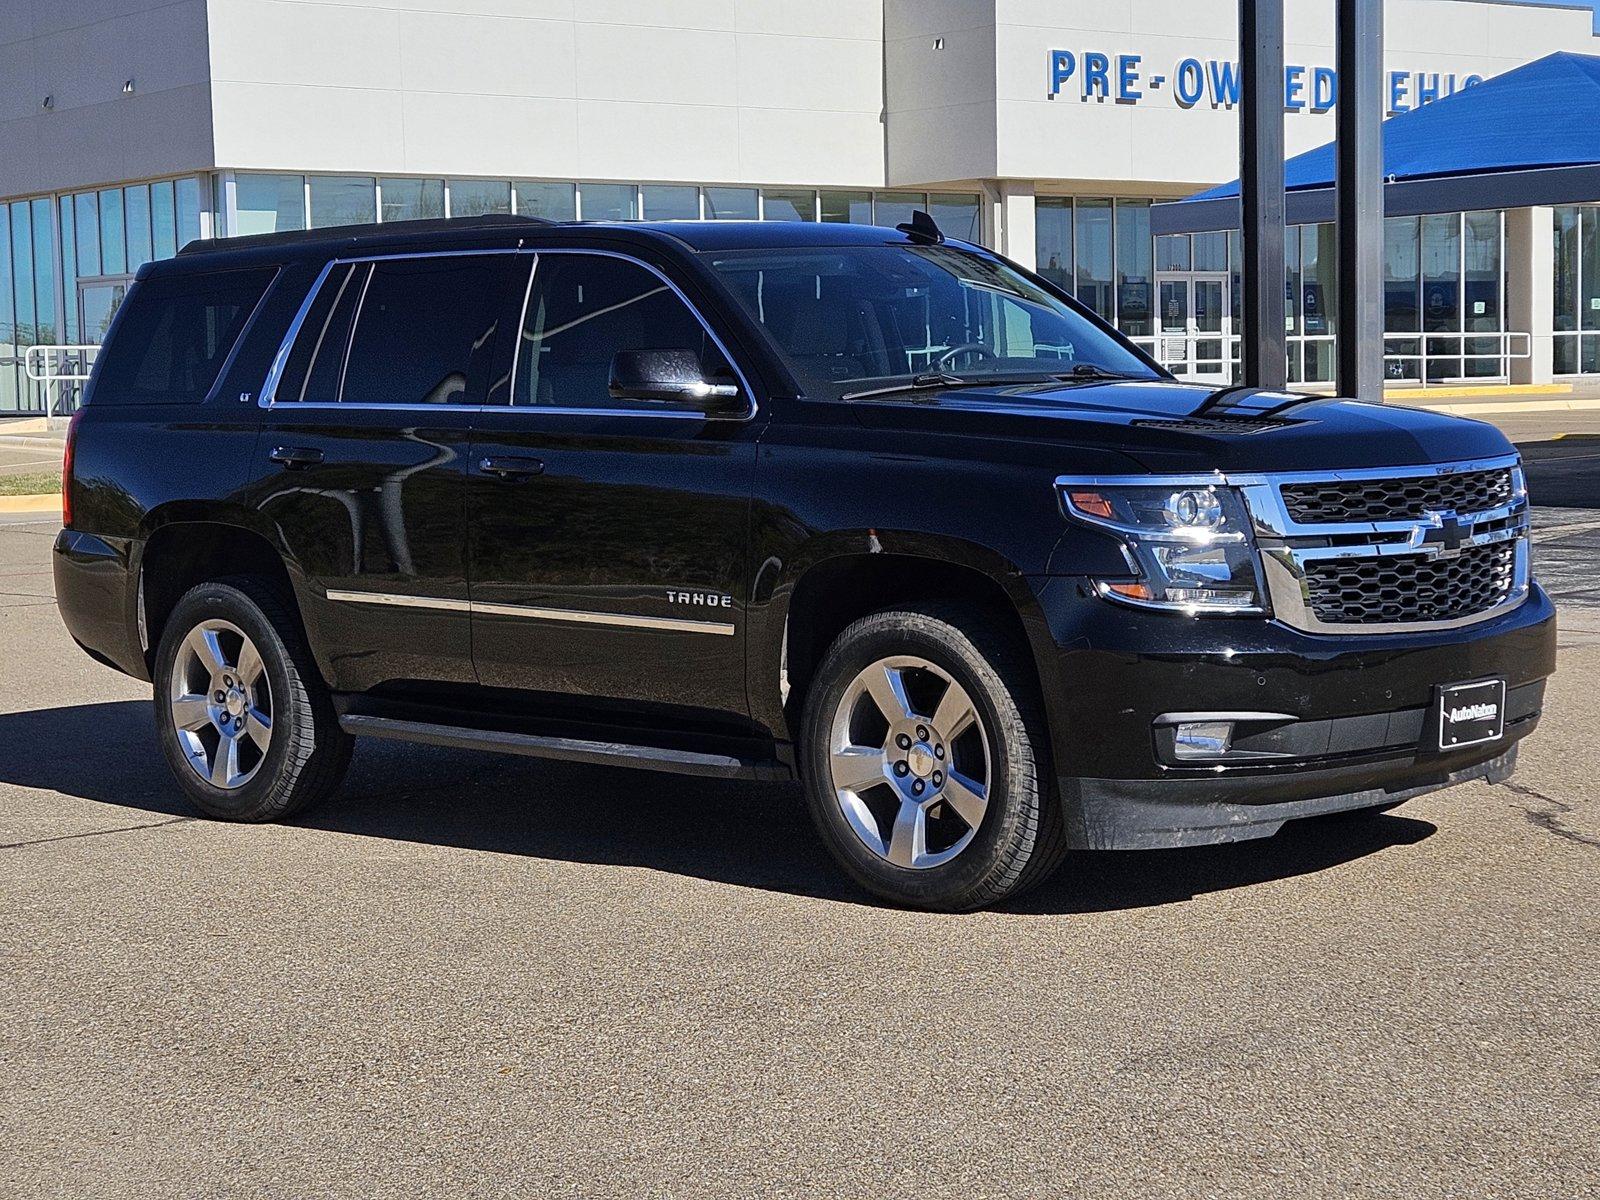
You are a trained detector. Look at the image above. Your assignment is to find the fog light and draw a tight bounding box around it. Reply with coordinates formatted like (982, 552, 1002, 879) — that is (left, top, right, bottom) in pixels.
(1173, 721, 1233, 761)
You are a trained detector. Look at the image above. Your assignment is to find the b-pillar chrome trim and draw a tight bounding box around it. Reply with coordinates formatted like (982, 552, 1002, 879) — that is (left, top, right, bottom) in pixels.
(325, 588, 736, 636)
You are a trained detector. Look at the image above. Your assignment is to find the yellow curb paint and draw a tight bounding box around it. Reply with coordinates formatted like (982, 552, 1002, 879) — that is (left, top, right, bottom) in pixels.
(0, 493, 60, 514)
(1382, 383, 1574, 399)
(1408, 397, 1600, 416)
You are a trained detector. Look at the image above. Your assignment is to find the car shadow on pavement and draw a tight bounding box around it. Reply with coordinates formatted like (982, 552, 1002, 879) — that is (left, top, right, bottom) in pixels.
(0, 700, 1437, 915)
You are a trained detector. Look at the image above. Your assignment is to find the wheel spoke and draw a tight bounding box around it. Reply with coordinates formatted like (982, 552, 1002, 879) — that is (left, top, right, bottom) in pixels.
(886, 798, 927, 868)
(245, 708, 272, 753)
(235, 638, 264, 688)
(210, 735, 240, 788)
(931, 680, 977, 741)
(941, 770, 988, 829)
(864, 664, 916, 722)
(831, 745, 886, 794)
(186, 627, 228, 676)
(170, 695, 213, 732)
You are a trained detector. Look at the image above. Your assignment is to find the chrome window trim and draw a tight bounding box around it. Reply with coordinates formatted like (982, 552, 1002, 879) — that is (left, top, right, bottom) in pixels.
(325, 589, 735, 636)
(1056, 455, 1534, 635)
(258, 248, 536, 409)
(507, 247, 758, 422)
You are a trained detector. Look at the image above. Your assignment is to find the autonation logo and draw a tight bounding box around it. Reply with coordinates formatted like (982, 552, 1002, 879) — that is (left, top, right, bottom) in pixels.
(1448, 702, 1499, 723)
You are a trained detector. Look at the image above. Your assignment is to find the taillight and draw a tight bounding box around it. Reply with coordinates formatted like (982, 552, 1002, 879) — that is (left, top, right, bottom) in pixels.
(62, 410, 83, 529)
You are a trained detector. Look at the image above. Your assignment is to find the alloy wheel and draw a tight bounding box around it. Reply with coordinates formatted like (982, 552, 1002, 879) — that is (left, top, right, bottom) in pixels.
(168, 619, 273, 790)
(827, 655, 992, 869)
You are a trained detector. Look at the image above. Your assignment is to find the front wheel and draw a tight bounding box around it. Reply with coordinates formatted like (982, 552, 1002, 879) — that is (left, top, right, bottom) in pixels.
(800, 603, 1066, 911)
(153, 579, 351, 822)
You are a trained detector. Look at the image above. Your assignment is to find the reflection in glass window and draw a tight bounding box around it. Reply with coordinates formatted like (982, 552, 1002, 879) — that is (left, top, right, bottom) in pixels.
(100, 189, 127, 276)
(448, 179, 511, 217)
(31, 198, 55, 344)
(581, 183, 638, 221)
(763, 190, 816, 222)
(1422, 213, 1462, 381)
(1115, 199, 1152, 337)
(380, 178, 444, 222)
(1463, 211, 1502, 377)
(236, 174, 305, 235)
(642, 186, 699, 220)
(176, 178, 202, 245)
(928, 192, 981, 241)
(1074, 198, 1113, 322)
(151, 181, 177, 259)
(1036, 199, 1073, 291)
(1155, 234, 1190, 272)
(820, 191, 872, 224)
(10, 203, 35, 344)
(513, 181, 575, 221)
(1384, 216, 1422, 381)
(1192, 231, 1228, 272)
(704, 187, 758, 220)
(1300, 224, 1337, 382)
(1554, 207, 1580, 374)
(125, 185, 154, 270)
(74, 192, 102, 278)
(60, 197, 78, 342)
(309, 176, 377, 227)
(872, 192, 925, 229)
(515, 254, 718, 409)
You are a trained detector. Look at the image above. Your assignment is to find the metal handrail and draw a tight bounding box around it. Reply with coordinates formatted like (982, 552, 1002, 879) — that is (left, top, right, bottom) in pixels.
(21, 345, 101, 418)
(1128, 330, 1532, 384)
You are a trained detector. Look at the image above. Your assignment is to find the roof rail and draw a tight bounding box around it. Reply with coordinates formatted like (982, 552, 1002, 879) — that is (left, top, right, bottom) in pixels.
(177, 213, 555, 256)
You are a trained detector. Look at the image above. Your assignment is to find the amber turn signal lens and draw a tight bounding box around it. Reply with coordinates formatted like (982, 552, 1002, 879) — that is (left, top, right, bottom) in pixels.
(1068, 490, 1115, 519)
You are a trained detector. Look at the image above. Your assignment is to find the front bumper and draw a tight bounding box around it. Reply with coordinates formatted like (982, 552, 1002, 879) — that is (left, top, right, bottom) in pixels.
(1031, 577, 1557, 849)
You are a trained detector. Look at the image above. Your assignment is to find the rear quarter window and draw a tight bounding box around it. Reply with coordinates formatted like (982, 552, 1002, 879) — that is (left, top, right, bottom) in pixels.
(89, 266, 277, 405)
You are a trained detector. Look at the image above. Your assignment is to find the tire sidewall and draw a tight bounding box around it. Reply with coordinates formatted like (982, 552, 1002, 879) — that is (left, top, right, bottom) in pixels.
(154, 582, 301, 821)
(800, 614, 1037, 908)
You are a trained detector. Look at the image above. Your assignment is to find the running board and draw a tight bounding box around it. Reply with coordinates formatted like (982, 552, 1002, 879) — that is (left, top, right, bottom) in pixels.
(337, 714, 789, 780)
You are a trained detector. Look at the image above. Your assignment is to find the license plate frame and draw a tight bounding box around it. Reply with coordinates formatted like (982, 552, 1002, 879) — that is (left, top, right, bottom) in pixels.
(1437, 678, 1507, 750)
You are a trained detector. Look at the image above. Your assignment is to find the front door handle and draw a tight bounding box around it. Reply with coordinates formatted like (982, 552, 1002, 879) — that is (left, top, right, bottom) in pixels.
(269, 446, 324, 469)
(479, 455, 545, 480)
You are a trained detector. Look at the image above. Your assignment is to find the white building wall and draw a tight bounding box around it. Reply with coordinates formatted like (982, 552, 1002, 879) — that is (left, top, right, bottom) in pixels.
(204, 0, 887, 188)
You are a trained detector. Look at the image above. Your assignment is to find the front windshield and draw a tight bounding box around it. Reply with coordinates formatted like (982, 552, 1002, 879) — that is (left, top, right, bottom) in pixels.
(706, 243, 1161, 399)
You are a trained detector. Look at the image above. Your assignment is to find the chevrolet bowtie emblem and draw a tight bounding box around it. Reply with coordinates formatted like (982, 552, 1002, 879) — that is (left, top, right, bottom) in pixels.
(1417, 510, 1470, 557)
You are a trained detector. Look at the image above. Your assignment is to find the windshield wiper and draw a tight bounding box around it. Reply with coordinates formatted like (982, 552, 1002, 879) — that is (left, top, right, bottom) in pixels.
(1054, 363, 1139, 382)
(841, 370, 1058, 402)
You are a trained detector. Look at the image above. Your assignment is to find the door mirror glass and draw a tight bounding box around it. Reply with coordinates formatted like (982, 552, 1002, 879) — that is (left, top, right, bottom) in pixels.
(608, 349, 741, 412)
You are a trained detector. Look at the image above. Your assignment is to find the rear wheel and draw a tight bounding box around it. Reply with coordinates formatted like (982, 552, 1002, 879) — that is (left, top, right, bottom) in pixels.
(153, 579, 351, 821)
(800, 603, 1065, 911)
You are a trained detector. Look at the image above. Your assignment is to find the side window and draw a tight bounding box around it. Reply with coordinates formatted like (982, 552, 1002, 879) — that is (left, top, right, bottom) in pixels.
(275, 255, 508, 404)
(90, 266, 277, 405)
(515, 254, 726, 409)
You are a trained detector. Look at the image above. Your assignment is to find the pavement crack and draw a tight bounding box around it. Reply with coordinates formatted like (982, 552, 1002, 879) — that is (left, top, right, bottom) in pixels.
(1, 815, 196, 850)
(1498, 780, 1600, 849)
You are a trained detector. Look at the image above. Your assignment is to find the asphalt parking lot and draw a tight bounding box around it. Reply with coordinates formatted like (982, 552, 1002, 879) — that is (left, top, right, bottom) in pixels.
(3, 442, 1598, 1198)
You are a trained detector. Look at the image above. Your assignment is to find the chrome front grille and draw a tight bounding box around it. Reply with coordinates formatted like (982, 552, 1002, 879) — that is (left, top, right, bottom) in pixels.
(1280, 465, 1514, 524)
(1302, 540, 1518, 625)
(1234, 454, 1532, 635)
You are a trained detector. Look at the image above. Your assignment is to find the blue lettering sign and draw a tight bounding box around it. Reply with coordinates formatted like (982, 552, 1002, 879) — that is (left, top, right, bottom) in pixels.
(1117, 53, 1142, 102)
(1208, 58, 1241, 107)
(1084, 51, 1110, 99)
(1389, 70, 1410, 112)
(1284, 64, 1306, 110)
(1174, 57, 1205, 106)
(1416, 72, 1441, 105)
(1312, 65, 1337, 111)
(1049, 49, 1075, 97)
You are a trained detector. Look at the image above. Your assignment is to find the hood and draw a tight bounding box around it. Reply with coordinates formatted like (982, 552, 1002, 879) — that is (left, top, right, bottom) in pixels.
(845, 379, 1514, 474)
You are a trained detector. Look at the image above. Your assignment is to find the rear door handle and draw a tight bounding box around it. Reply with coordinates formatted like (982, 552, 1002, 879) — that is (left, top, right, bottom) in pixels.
(269, 446, 324, 469)
(479, 455, 545, 480)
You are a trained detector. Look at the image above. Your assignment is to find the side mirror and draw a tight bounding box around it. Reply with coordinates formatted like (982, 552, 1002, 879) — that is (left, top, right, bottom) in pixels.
(608, 349, 742, 414)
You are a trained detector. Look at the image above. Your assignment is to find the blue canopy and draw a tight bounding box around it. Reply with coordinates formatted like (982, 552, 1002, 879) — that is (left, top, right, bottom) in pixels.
(1155, 52, 1600, 233)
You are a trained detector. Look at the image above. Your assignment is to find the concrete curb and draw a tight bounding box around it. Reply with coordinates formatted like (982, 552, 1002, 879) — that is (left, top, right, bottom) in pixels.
(0, 494, 59, 514)
(0, 434, 65, 450)
(1408, 397, 1600, 417)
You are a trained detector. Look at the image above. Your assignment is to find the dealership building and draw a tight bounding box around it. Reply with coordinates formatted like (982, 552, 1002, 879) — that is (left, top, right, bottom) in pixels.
(3, 0, 1600, 415)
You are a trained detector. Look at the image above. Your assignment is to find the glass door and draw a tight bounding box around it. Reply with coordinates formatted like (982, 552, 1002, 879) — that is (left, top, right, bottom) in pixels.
(1156, 273, 1232, 381)
(1157, 275, 1189, 375)
(1192, 274, 1230, 379)
(80, 281, 129, 344)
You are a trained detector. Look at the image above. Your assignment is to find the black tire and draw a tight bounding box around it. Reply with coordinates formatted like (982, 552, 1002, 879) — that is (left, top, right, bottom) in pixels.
(799, 602, 1066, 912)
(153, 577, 351, 822)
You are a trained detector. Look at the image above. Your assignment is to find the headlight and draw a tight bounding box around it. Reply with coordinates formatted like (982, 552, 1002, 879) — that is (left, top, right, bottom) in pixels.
(1059, 479, 1268, 614)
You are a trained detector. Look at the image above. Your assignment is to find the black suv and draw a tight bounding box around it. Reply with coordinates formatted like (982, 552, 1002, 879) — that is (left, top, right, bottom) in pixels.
(55, 214, 1555, 910)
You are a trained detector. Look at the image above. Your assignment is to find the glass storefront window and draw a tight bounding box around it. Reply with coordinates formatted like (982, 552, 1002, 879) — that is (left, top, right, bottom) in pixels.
(0, 206, 14, 412)
(99, 188, 126, 276)
(1422, 212, 1463, 380)
(1554, 207, 1581, 373)
(59, 197, 78, 343)
(1284, 224, 1302, 382)
(1074, 198, 1113, 322)
(236, 174, 305, 235)
(1463, 211, 1502, 378)
(31, 197, 54, 344)
(74, 193, 101, 278)
(641, 185, 699, 220)
(872, 191, 925, 229)
(1192, 231, 1228, 272)
(1299, 223, 1336, 382)
(1036, 198, 1073, 290)
(176, 178, 202, 245)
(151, 181, 177, 259)
(928, 192, 981, 241)
(124, 185, 153, 270)
(1384, 216, 1422, 380)
(1115, 199, 1152, 337)
(1155, 234, 1190, 271)
(703, 187, 757, 220)
(309, 176, 377, 228)
(381, 177, 445, 222)
(581, 183, 638, 221)
(448, 179, 511, 217)
(820, 190, 871, 224)
(513, 181, 574, 221)
(10, 202, 35, 345)
(763, 190, 816, 222)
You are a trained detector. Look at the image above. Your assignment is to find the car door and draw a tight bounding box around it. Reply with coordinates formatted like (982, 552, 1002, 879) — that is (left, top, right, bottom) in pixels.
(467, 249, 762, 729)
(251, 250, 523, 694)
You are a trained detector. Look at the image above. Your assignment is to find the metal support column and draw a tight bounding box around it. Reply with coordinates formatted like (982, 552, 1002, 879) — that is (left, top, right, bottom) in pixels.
(1240, 0, 1287, 390)
(1336, 0, 1385, 400)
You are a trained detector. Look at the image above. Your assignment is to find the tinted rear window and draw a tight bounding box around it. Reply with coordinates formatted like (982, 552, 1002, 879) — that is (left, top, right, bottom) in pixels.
(91, 267, 277, 405)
